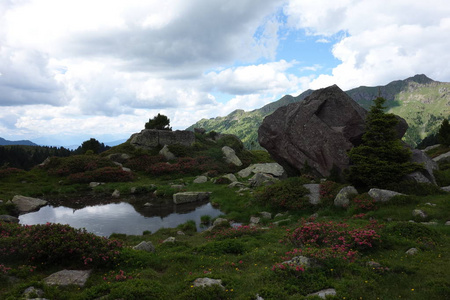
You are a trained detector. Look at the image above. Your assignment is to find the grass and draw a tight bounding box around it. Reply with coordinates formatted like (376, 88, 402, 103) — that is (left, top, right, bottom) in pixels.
(1, 145, 450, 299)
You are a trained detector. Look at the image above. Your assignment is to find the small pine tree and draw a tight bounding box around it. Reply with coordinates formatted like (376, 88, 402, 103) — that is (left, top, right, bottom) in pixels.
(438, 118, 450, 146)
(346, 97, 422, 188)
(145, 113, 172, 131)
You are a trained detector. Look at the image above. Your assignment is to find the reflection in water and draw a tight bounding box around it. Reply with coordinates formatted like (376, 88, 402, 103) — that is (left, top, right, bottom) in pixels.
(19, 201, 223, 237)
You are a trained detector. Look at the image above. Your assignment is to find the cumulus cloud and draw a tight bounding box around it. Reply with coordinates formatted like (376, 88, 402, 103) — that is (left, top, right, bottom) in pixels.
(285, 0, 450, 89)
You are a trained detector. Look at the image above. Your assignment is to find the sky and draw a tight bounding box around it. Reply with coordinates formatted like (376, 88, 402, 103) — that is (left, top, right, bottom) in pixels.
(1, 0, 450, 146)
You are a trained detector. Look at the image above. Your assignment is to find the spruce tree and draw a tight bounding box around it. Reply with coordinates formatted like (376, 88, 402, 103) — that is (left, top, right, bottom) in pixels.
(346, 97, 422, 188)
(438, 118, 450, 146)
(145, 113, 172, 131)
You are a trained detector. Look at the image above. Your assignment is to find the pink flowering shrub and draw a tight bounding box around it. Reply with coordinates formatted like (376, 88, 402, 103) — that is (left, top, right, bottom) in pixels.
(43, 155, 115, 176)
(103, 269, 134, 282)
(352, 193, 377, 212)
(319, 181, 343, 206)
(0, 167, 25, 178)
(0, 222, 123, 268)
(273, 219, 383, 273)
(68, 166, 134, 183)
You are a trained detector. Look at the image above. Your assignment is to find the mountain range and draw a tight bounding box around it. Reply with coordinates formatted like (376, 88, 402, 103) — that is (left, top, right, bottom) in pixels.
(188, 74, 450, 148)
(0, 137, 38, 146)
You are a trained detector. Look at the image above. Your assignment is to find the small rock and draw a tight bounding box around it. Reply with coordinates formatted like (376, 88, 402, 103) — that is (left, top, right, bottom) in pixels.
(122, 167, 131, 172)
(23, 286, 45, 298)
(425, 202, 436, 207)
(193, 176, 208, 184)
(193, 277, 225, 289)
(334, 186, 358, 207)
(250, 216, 260, 224)
(369, 188, 404, 202)
(111, 189, 120, 198)
(367, 261, 381, 268)
(177, 231, 185, 235)
(44, 270, 91, 287)
(132, 241, 155, 252)
(213, 218, 229, 227)
(11, 195, 47, 213)
(159, 145, 176, 160)
(259, 212, 272, 219)
(89, 182, 103, 188)
(441, 186, 450, 192)
(307, 288, 337, 299)
(228, 181, 247, 188)
(412, 209, 427, 219)
(274, 212, 287, 218)
(283, 256, 312, 268)
(222, 173, 238, 182)
(163, 237, 175, 243)
(303, 184, 321, 205)
(170, 184, 185, 190)
(445, 221, 450, 226)
(144, 202, 153, 207)
(173, 192, 211, 204)
(406, 248, 419, 255)
(421, 221, 438, 226)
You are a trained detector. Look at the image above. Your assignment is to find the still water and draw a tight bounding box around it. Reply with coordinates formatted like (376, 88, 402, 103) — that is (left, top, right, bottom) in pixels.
(19, 201, 223, 237)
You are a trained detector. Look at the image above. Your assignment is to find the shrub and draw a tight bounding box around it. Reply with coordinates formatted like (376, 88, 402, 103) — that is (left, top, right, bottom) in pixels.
(107, 280, 167, 300)
(43, 155, 115, 176)
(167, 144, 192, 157)
(124, 155, 165, 172)
(0, 222, 122, 268)
(382, 222, 441, 243)
(351, 193, 377, 212)
(0, 167, 25, 179)
(178, 284, 228, 300)
(195, 240, 246, 255)
(254, 177, 311, 210)
(319, 180, 344, 207)
(217, 134, 244, 152)
(68, 167, 134, 183)
(177, 220, 197, 234)
(205, 225, 262, 240)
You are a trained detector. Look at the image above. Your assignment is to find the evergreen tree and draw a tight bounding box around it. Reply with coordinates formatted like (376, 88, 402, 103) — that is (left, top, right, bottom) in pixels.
(438, 118, 450, 146)
(346, 97, 422, 188)
(145, 113, 172, 131)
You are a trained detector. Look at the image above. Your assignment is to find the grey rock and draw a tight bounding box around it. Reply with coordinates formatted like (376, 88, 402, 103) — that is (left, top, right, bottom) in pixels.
(406, 248, 419, 255)
(334, 186, 358, 207)
(238, 163, 286, 178)
(177, 231, 185, 235)
(421, 221, 438, 225)
(130, 129, 195, 150)
(193, 277, 225, 289)
(445, 221, 450, 226)
(260, 212, 272, 219)
(425, 202, 436, 207)
(441, 186, 450, 192)
(368, 188, 404, 202)
(0, 215, 19, 223)
(283, 256, 312, 268)
(367, 261, 381, 268)
(222, 173, 238, 182)
(12, 195, 47, 213)
(163, 237, 175, 243)
(404, 149, 438, 184)
(159, 145, 176, 160)
(422, 144, 441, 152)
(249, 173, 278, 187)
(122, 167, 131, 172)
(412, 209, 427, 219)
(89, 182, 103, 188)
(222, 146, 242, 166)
(193, 176, 208, 184)
(228, 181, 247, 188)
(307, 288, 337, 299)
(433, 150, 450, 164)
(303, 184, 321, 205)
(23, 286, 45, 298)
(250, 216, 260, 224)
(173, 192, 211, 204)
(107, 153, 131, 164)
(213, 218, 229, 227)
(170, 184, 185, 190)
(144, 202, 153, 207)
(39, 157, 51, 167)
(274, 212, 288, 218)
(111, 189, 120, 198)
(132, 241, 155, 252)
(44, 270, 91, 287)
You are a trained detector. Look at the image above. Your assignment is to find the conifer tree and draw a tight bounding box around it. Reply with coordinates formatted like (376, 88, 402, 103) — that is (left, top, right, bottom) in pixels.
(346, 97, 422, 188)
(145, 113, 172, 131)
(438, 118, 450, 146)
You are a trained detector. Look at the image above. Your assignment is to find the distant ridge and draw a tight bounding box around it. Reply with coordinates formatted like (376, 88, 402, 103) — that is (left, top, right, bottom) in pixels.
(0, 137, 38, 146)
(188, 74, 450, 148)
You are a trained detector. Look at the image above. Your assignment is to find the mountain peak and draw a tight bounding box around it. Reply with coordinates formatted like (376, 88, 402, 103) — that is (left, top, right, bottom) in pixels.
(405, 74, 435, 84)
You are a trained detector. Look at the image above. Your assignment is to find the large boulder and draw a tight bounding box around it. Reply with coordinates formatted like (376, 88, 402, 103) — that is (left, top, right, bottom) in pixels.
(238, 163, 286, 178)
(130, 129, 195, 150)
(403, 149, 438, 184)
(222, 146, 242, 166)
(12, 195, 47, 213)
(258, 85, 408, 177)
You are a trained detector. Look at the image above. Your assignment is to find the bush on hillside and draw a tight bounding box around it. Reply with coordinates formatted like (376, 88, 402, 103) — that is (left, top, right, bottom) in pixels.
(68, 166, 134, 183)
(254, 177, 311, 210)
(0, 222, 122, 268)
(42, 155, 115, 176)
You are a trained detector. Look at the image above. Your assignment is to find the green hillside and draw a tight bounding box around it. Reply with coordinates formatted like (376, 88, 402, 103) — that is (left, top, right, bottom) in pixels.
(188, 74, 450, 148)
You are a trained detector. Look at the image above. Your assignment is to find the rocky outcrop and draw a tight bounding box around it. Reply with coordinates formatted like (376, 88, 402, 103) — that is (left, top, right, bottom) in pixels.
(303, 184, 321, 205)
(133, 241, 155, 252)
(258, 85, 408, 177)
(130, 129, 195, 150)
(433, 150, 450, 164)
(404, 149, 438, 184)
(0, 215, 19, 223)
(12, 195, 47, 213)
(173, 192, 211, 204)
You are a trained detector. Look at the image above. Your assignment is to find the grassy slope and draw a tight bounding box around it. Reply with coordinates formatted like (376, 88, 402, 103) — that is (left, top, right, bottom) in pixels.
(189, 75, 450, 148)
